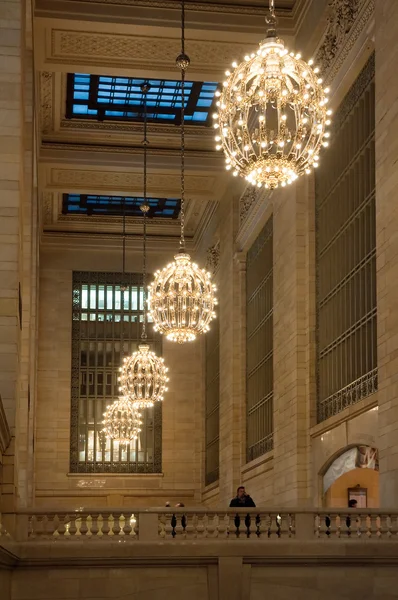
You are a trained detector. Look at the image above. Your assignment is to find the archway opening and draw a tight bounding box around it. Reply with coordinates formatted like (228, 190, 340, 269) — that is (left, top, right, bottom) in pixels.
(322, 446, 379, 508)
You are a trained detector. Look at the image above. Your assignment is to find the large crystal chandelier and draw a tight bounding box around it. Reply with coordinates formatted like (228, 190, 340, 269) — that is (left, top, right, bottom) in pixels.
(214, 0, 331, 189)
(148, 0, 217, 344)
(102, 397, 142, 446)
(118, 83, 169, 408)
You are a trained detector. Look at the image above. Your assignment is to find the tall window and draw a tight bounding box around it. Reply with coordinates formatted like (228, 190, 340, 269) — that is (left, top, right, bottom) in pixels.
(246, 216, 274, 462)
(205, 318, 220, 486)
(70, 272, 162, 473)
(316, 54, 377, 422)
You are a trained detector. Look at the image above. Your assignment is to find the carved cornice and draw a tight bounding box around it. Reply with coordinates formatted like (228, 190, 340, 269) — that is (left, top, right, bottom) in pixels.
(315, 0, 374, 84)
(59, 119, 214, 140)
(46, 168, 217, 196)
(0, 396, 11, 456)
(41, 142, 219, 161)
(65, 0, 295, 16)
(50, 29, 251, 75)
(206, 241, 220, 275)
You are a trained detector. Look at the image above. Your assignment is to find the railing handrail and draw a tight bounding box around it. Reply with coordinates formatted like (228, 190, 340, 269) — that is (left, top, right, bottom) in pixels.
(2, 507, 398, 516)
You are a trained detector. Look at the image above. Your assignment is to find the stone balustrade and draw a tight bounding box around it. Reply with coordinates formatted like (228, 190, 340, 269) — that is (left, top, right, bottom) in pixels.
(1, 508, 398, 543)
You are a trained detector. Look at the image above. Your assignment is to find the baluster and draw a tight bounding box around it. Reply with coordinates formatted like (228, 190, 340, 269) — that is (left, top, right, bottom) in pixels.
(275, 513, 282, 538)
(234, 513, 241, 538)
(196, 513, 206, 538)
(118, 515, 126, 537)
(224, 513, 231, 538)
(101, 513, 110, 537)
(164, 512, 173, 539)
(45, 514, 56, 540)
(132, 514, 139, 538)
(212, 513, 220, 538)
(158, 513, 166, 539)
(79, 516, 88, 537)
(112, 513, 121, 537)
(122, 514, 131, 537)
(90, 513, 99, 537)
(97, 514, 104, 537)
(205, 513, 215, 538)
(56, 514, 67, 538)
(107, 514, 114, 536)
(68, 515, 78, 538)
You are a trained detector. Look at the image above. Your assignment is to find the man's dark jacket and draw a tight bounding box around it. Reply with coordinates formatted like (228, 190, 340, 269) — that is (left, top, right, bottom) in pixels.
(229, 495, 256, 508)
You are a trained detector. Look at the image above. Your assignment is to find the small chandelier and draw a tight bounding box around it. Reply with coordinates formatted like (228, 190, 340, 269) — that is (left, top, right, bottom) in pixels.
(214, 0, 331, 189)
(102, 397, 142, 446)
(118, 83, 169, 408)
(148, 0, 217, 343)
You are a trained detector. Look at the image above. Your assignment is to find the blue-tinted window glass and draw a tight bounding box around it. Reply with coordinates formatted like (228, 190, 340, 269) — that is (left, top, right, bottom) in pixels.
(67, 73, 218, 125)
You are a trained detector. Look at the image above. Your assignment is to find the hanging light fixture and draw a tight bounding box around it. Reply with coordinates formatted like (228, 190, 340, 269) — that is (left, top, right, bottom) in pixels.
(214, 0, 331, 189)
(148, 0, 217, 344)
(102, 396, 142, 446)
(102, 202, 142, 445)
(118, 83, 169, 409)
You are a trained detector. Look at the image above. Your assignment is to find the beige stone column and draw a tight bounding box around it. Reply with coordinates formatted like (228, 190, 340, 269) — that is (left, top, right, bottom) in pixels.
(218, 196, 245, 502)
(272, 176, 315, 506)
(0, 0, 37, 509)
(375, 0, 398, 506)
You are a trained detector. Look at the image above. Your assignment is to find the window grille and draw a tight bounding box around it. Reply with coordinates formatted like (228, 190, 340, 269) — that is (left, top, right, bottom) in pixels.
(315, 54, 377, 422)
(70, 272, 162, 473)
(246, 216, 274, 462)
(205, 317, 220, 486)
(66, 74, 218, 125)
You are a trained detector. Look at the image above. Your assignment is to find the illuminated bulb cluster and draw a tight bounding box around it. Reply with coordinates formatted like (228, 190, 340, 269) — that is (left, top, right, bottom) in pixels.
(102, 397, 142, 446)
(118, 344, 169, 409)
(214, 37, 331, 189)
(148, 252, 217, 343)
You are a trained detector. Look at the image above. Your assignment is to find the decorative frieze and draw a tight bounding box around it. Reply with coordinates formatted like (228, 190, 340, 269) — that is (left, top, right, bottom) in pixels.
(206, 241, 220, 275)
(239, 187, 259, 224)
(315, 0, 374, 83)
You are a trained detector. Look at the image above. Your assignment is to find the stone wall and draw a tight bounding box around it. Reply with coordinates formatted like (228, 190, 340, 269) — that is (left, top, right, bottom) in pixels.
(375, 0, 398, 506)
(35, 246, 203, 508)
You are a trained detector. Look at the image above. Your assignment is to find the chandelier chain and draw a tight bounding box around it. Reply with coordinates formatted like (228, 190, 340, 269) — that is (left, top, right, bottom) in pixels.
(141, 82, 150, 340)
(120, 199, 126, 357)
(180, 0, 186, 251)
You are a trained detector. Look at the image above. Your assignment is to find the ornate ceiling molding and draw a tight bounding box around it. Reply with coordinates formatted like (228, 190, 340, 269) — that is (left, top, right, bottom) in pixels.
(45, 168, 217, 196)
(315, 0, 374, 84)
(59, 118, 214, 140)
(50, 29, 251, 75)
(41, 142, 220, 161)
(62, 0, 295, 16)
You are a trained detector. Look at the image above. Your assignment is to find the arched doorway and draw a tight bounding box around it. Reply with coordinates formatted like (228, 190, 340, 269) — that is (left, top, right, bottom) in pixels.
(322, 446, 379, 508)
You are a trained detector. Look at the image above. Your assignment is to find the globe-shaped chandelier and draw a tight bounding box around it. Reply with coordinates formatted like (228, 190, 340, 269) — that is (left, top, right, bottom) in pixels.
(148, 0, 217, 344)
(214, 0, 331, 189)
(102, 397, 142, 446)
(149, 252, 217, 343)
(119, 344, 169, 408)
